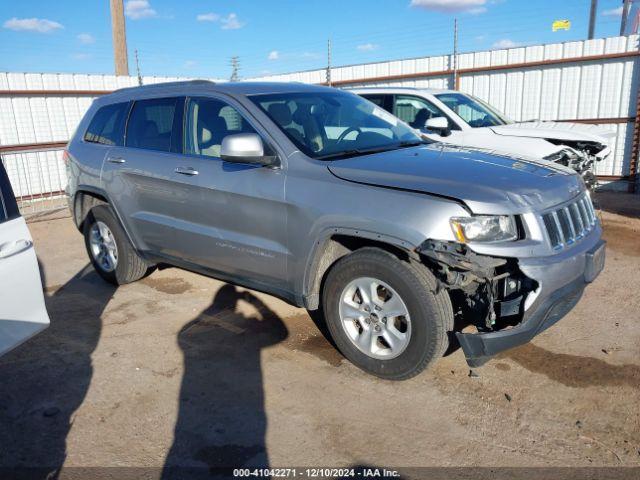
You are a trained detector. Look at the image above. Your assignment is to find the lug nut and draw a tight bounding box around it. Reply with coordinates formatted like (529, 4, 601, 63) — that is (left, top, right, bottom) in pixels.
(374, 305, 382, 311)
(365, 318, 371, 324)
(382, 317, 387, 323)
(374, 325, 381, 332)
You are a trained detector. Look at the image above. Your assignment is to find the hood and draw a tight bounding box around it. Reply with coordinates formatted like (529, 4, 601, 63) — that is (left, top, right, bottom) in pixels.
(490, 121, 615, 144)
(327, 144, 585, 215)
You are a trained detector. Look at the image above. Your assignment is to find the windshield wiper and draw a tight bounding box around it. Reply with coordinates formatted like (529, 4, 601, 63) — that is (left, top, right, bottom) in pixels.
(317, 140, 428, 160)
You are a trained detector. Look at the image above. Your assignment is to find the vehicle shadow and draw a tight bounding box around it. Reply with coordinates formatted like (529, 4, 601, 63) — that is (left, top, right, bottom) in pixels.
(162, 284, 288, 479)
(0, 263, 115, 479)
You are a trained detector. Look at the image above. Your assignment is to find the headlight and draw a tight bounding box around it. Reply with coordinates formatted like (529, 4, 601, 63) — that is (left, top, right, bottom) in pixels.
(450, 215, 517, 243)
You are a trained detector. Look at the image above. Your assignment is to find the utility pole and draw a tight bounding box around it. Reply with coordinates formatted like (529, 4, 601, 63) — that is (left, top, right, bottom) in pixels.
(621, 0, 632, 35)
(326, 38, 332, 87)
(230, 56, 240, 82)
(453, 18, 459, 90)
(135, 49, 143, 86)
(588, 0, 598, 39)
(110, 0, 129, 76)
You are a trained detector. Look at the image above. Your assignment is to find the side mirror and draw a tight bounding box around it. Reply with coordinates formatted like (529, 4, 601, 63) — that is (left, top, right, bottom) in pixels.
(220, 133, 279, 167)
(424, 117, 451, 137)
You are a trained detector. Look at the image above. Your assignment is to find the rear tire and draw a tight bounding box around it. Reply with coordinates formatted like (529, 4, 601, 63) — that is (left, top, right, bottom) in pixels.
(83, 204, 153, 285)
(322, 247, 452, 380)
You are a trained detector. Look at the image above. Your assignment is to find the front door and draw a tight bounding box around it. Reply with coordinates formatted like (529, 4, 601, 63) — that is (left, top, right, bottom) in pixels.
(0, 160, 50, 357)
(167, 96, 288, 288)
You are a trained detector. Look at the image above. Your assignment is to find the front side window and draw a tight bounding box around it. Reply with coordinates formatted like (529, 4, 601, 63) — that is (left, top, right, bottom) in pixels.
(126, 98, 179, 152)
(84, 102, 129, 146)
(249, 91, 423, 159)
(394, 95, 455, 130)
(435, 93, 511, 128)
(184, 97, 257, 158)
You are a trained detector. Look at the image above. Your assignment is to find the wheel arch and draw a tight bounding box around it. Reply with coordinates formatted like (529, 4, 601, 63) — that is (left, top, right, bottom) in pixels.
(302, 229, 420, 310)
(72, 187, 109, 231)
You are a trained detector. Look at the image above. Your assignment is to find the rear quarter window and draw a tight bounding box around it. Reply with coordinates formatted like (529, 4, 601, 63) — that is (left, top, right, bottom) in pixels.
(0, 159, 20, 223)
(84, 102, 129, 146)
(126, 97, 180, 152)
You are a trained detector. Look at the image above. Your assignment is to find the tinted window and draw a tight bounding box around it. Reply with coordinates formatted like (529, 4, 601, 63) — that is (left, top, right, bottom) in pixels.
(435, 93, 510, 128)
(185, 97, 257, 158)
(361, 94, 387, 108)
(126, 98, 179, 152)
(394, 95, 457, 130)
(84, 102, 129, 146)
(0, 159, 20, 223)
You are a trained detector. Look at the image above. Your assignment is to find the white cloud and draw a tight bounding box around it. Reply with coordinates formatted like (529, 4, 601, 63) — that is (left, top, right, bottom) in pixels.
(220, 13, 244, 30)
(492, 38, 520, 49)
(357, 43, 379, 52)
(197, 12, 220, 22)
(602, 6, 623, 17)
(125, 0, 157, 20)
(184, 60, 197, 68)
(71, 53, 92, 61)
(268, 50, 279, 60)
(77, 33, 95, 44)
(3, 17, 63, 33)
(410, 0, 486, 13)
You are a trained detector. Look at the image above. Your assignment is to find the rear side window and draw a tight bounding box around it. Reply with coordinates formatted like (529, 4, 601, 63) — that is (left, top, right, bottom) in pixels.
(0, 159, 20, 223)
(84, 102, 129, 146)
(361, 94, 388, 108)
(126, 98, 179, 152)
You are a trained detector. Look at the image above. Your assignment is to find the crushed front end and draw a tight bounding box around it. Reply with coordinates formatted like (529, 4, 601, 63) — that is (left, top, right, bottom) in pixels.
(418, 192, 606, 367)
(543, 140, 610, 190)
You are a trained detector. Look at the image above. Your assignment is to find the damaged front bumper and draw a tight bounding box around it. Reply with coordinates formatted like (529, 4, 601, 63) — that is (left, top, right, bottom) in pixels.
(456, 234, 606, 367)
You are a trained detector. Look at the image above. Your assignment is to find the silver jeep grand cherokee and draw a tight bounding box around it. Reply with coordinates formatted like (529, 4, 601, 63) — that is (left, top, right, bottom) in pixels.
(66, 81, 605, 379)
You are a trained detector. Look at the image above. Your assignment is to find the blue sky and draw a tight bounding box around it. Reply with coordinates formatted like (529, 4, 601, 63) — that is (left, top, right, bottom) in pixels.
(0, 0, 628, 79)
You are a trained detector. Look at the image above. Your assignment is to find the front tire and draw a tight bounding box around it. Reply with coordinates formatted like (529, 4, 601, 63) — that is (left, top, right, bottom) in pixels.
(83, 204, 152, 285)
(322, 248, 453, 380)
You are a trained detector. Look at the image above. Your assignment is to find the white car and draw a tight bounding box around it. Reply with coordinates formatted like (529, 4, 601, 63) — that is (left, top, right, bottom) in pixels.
(353, 87, 614, 189)
(0, 159, 50, 357)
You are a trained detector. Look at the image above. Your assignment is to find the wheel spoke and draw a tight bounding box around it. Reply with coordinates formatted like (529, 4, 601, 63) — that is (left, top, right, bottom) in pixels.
(340, 299, 363, 320)
(381, 294, 408, 319)
(98, 222, 110, 239)
(383, 324, 406, 352)
(356, 327, 375, 353)
(353, 279, 371, 304)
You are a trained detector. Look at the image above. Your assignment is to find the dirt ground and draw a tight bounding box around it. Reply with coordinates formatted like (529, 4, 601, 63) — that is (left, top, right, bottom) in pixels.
(0, 192, 638, 478)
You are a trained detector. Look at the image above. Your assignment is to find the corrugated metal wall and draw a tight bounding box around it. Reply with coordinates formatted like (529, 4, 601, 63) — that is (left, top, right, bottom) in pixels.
(0, 35, 638, 211)
(251, 35, 640, 181)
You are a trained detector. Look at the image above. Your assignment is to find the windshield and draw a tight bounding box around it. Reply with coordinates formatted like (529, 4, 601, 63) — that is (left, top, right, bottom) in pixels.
(435, 93, 511, 128)
(249, 91, 423, 159)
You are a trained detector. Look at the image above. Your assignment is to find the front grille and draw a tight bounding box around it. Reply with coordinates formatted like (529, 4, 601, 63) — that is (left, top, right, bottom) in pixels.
(542, 193, 597, 249)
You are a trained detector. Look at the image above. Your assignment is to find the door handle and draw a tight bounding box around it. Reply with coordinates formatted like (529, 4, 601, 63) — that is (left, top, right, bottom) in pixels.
(175, 167, 199, 176)
(0, 239, 32, 259)
(107, 157, 126, 164)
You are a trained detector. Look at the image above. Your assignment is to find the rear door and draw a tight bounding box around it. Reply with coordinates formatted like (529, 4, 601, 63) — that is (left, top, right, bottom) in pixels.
(0, 159, 50, 357)
(101, 96, 186, 257)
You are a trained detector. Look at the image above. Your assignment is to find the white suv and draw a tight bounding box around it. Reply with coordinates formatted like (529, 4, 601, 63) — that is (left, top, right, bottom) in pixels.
(353, 87, 613, 189)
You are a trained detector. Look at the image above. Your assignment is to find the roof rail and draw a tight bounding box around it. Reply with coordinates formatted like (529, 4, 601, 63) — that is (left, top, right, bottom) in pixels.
(113, 79, 215, 94)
